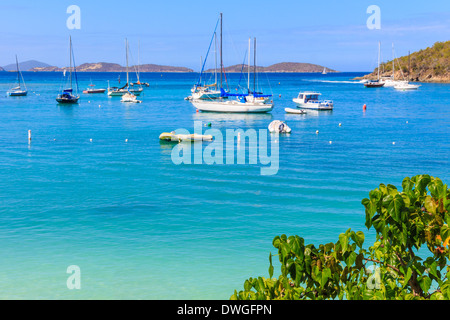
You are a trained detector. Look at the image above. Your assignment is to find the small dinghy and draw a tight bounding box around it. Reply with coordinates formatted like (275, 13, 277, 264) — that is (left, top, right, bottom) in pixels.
(285, 108, 306, 114)
(268, 120, 291, 133)
(159, 132, 213, 142)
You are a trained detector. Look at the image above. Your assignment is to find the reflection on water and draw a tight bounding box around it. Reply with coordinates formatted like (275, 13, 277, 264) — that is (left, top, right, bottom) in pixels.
(192, 111, 273, 125)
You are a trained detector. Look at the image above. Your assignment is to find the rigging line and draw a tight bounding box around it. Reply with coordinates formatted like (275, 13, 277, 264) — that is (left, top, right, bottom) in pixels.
(196, 18, 220, 86)
(237, 48, 249, 89)
(71, 41, 79, 95)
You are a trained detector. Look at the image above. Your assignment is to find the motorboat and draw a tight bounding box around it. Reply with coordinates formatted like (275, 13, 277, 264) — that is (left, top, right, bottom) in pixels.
(394, 83, 421, 90)
(292, 92, 333, 110)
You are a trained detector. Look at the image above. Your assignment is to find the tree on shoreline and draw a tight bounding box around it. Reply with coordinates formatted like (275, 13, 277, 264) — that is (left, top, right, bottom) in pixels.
(231, 175, 450, 300)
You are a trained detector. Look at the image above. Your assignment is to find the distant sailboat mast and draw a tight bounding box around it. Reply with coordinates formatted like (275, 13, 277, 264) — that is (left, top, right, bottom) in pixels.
(220, 12, 223, 90)
(253, 37, 257, 94)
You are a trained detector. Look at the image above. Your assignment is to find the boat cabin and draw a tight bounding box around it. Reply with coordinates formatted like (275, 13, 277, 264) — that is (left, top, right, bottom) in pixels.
(296, 92, 322, 103)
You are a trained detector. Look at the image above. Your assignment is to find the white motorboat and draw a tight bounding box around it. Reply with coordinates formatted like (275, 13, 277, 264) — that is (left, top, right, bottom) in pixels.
(394, 83, 420, 90)
(268, 120, 291, 133)
(293, 92, 333, 110)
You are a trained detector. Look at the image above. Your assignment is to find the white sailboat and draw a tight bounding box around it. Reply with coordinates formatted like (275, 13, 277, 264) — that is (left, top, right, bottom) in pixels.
(109, 39, 142, 97)
(190, 14, 273, 113)
(7, 55, 28, 96)
(120, 39, 141, 103)
(394, 50, 421, 91)
(382, 43, 408, 87)
(322, 67, 327, 75)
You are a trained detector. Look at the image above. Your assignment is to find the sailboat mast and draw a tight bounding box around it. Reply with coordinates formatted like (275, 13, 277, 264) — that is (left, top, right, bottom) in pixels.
(253, 37, 256, 94)
(220, 13, 223, 89)
(126, 38, 129, 87)
(248, 37, 251, 92)
(214, 32, 217, 87)
(15, 55, 21, 88)
(69, 36, 73, 89)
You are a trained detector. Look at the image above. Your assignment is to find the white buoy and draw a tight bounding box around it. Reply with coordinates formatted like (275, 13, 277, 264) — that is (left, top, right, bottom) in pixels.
(339, 123, 342, 127)
(316, 130, 319, 134)
(392, 142, 396, 145)
(329, 141, 332, 144)
(125, 139, 128, 143)
(28, 130, 31, 142)
(90, 139, 93, 142)
(406, 121, 408, 124)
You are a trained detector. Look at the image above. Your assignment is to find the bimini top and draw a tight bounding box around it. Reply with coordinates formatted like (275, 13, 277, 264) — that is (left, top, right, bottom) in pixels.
(298, 92, 322, 96)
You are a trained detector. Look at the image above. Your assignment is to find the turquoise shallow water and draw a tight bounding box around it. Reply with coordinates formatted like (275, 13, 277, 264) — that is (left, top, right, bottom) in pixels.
(0, 71, 449, 299)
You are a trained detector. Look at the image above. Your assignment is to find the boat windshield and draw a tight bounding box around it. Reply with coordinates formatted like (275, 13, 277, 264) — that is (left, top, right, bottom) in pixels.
(306, 95, 319, 101)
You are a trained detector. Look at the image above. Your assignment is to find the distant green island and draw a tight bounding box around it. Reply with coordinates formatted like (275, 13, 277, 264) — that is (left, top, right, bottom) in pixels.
(356, 40, 450, 83)
(1, 61, 336, 73)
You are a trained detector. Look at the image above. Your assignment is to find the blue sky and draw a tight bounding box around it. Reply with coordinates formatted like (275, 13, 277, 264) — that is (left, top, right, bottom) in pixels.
(1, 0, 449, 71)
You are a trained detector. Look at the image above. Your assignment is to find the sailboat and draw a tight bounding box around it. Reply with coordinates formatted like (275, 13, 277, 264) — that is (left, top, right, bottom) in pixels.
(7, 55, 28, 96)
(108, 39, 142, 97)
(394, 51, 421, 91)
(190, 14, 273, 113)
(381, 43, 407, 87)
(365, 41, 385, 88)
(130, 40, 149, 88)
(121, 39, 141, 103)
(322, 67, 327, 75)
(56, 36, 80, 104)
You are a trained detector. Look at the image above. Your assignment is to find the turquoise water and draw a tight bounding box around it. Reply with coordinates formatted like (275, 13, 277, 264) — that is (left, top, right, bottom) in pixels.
(0, 71, 448, 299)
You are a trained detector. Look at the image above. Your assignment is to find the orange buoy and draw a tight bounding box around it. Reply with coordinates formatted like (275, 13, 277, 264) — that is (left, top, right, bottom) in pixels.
(196, 109, 199, 113)
(363, 104, 367, 111)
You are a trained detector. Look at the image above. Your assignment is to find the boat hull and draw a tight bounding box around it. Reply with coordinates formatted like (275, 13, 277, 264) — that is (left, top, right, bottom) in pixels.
(108, 89, 142, 96)
(83, 89, 106, 94)
(8, 91, 28, 96)
(190, 99, 273, 113)
(292, 100, 333, 110)
(364, 82, 385, 88)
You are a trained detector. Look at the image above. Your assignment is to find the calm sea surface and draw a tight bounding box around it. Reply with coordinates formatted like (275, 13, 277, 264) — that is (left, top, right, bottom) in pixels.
(0, 71, 448, 299)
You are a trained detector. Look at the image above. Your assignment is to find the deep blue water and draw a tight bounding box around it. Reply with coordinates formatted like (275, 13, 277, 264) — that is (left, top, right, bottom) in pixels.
(0, 71, 448, 299)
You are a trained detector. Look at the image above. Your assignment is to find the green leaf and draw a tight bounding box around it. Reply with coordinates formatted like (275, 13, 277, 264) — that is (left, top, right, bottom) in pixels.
(388, 194, 405, 222)
(268, 253, 274, 279)
(351, 231, 365, 248)
(339, 233, 349, 252)
(403, 268, 412, 288)
(418, 276, 432, 293)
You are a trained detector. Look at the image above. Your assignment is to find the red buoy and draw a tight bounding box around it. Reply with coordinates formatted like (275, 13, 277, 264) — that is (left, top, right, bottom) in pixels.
(363, 104, 367, 111)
